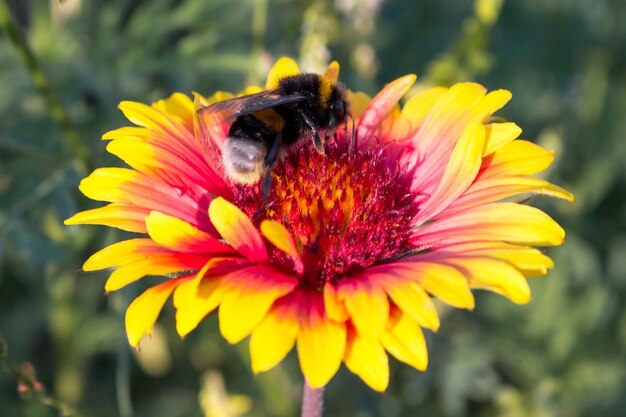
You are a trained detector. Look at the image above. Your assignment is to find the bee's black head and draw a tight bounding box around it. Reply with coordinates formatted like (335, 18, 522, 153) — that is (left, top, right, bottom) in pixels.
(327, 84, 349, 130)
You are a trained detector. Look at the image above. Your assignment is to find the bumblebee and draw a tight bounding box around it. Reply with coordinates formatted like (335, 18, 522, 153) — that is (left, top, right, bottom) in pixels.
(197, 71, 349, 202)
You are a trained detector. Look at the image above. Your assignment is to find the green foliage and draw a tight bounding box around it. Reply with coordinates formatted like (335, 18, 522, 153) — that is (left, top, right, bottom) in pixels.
(1, 0, 625, 416)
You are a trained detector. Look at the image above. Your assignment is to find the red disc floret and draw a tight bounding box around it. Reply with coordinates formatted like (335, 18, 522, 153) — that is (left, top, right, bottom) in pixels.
(234, 139, 419, 288)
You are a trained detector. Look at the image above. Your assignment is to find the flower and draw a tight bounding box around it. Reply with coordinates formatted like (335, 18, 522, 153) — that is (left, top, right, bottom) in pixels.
(65, 57, 572, 391)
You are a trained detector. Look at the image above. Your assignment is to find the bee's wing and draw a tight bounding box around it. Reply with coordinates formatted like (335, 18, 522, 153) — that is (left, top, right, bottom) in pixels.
(195, 90, 308, 157)
(199, 90, 309, 120)
(193, 93, 229, 164)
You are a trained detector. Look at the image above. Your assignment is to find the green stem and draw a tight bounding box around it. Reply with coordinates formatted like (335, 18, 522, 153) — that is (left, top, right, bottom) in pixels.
(247, 0, 268, 85)
(115, 337, 134, 417)
(0, 0, 90, 172)
(112, 291, 134, 417)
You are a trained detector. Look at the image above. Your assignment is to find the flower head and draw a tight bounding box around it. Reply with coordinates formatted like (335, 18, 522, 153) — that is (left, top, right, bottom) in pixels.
(66, 57, 572, 391)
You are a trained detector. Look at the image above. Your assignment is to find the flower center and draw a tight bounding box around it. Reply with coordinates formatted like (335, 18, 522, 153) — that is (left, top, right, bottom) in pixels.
(234, 140, 419, 288)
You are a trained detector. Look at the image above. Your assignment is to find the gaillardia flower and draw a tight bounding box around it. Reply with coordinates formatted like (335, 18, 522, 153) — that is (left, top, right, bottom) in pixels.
(66, 57, 572, 391)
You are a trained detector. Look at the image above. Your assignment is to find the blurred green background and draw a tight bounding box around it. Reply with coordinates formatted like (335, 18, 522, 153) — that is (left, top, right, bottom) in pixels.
(1, 0, 625, 416)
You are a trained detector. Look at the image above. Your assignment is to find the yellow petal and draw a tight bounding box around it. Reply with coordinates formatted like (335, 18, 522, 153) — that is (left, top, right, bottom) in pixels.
(449, 258, 531, 304)
(414, 263, 475, 309)
(250, 303, 299, 373)
(297, 304, 346, 389)
(125, 279, 180, 348)
(239, 86, 264, 96)
(482, 140, 555, 177)
(218, 287, 273, 344)
(202, 90, 235, 105)
(146, 211, 231, 254)
(488, 246, 554, 277)
(266, 57, 300, 90)
(357, 74, 416, 138)
(324, 61, 340, 84)
(384, 281, 440, 331)
(344, 333, 389, 392)
(151, 92, 194, 123)
(102, 126, 151, 141)
(174, 280, 222, 337)
(365, 261, 474, 311)
(417, 122, 485, 222)
(338, 279, 389, 337)
(78, 168, 140, 202)
(435, 242, 555, 278)
(118, 101, 164, 129)
(483, 122, 522, 155)
(118, 101, 181, 136)
(346, 90, 372, 120)
(474, 89, 512, 121)
(105, 255, 202, 292)
(106, 138, 159, 173)
(323, 283, 349, 322)
(83, 238, 157, 271)
(414, 82, 487, 152)
(218, 266, 297, 344)
(173, 260, 229, 337)
(208, 197, 267, 262)
(448, 177, 574, 216)
(416, 202, 566, 247)
(381, 307, 428, 371)
(64, 203, 148, 233)
(391, 86, 447, 139)
(260, 220, 303, 273)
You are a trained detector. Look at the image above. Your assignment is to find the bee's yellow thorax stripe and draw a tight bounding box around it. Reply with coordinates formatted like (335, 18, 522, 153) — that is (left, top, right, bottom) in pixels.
(253, 108, 286, 132)
(319, 76, 333, 108)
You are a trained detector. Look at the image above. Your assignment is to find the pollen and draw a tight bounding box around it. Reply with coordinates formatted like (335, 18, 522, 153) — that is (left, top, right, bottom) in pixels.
(235, 140, 419, 288)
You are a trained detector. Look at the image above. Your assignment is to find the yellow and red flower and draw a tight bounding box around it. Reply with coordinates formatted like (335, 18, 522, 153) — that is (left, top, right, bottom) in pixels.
(66, 57, 572, 391)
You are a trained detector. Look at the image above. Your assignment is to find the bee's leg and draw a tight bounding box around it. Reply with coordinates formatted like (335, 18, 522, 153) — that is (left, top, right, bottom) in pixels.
(253, 133, 282, 221)
(312, 131, 324, 154)
(300, 111, 324, 154)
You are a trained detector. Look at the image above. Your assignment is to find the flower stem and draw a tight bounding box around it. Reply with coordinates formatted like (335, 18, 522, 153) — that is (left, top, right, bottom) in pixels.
(0, 0, 91, 172)
(301, 381, 324, 417)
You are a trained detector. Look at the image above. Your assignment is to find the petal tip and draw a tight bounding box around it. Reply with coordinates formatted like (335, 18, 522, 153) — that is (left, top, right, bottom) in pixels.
(324, 61, 340, 83)
(63, 215, 78, 225)
(514, 294, 532, 305)
(266, 57, 301, 89)
(395, 74, 417, 90)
